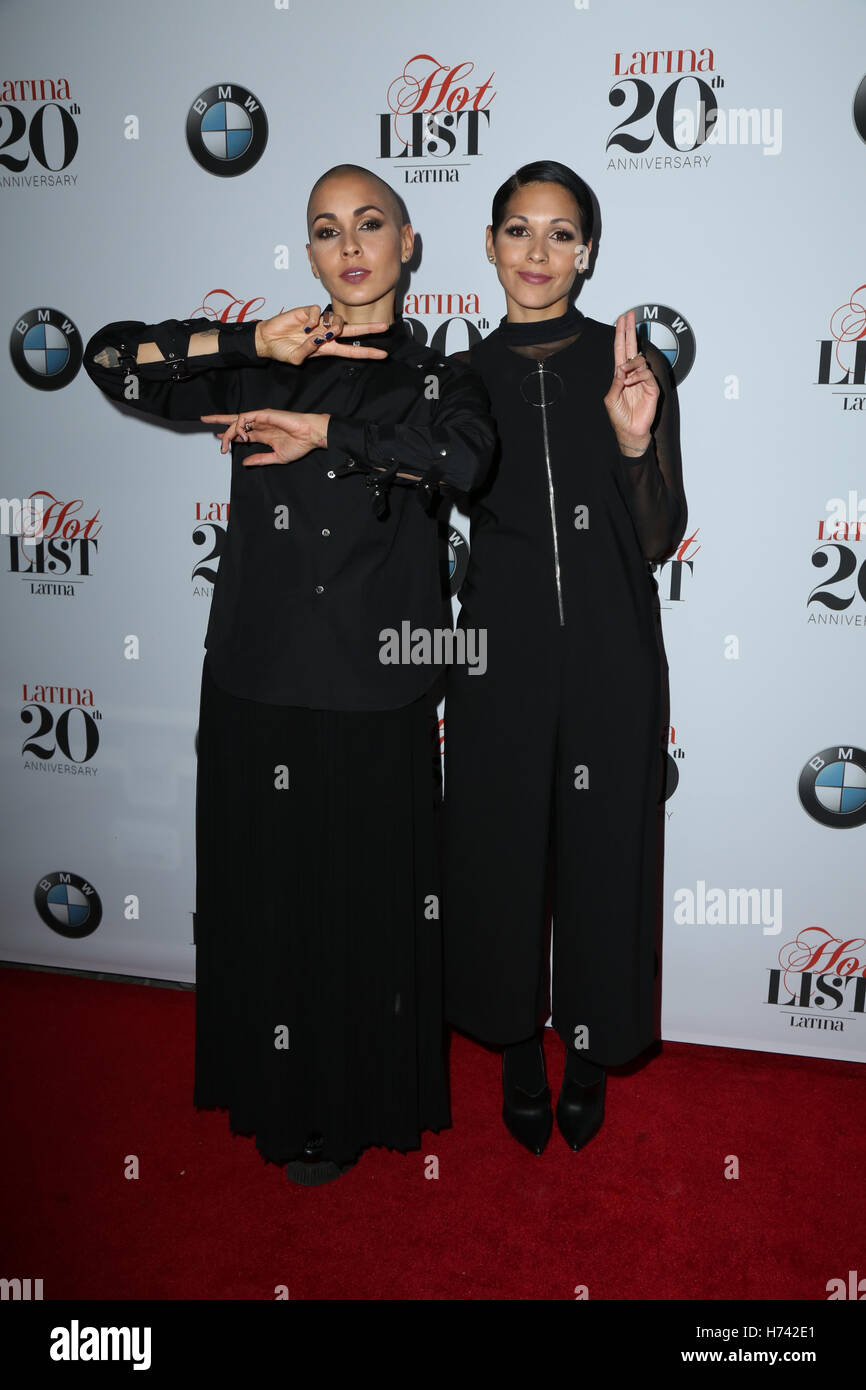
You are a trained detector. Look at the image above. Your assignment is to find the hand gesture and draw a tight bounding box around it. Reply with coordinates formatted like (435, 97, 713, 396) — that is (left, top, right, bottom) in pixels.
(256, 305, 389, 364)
(604, 311, 659, 454)
(201, 409, 329, 465)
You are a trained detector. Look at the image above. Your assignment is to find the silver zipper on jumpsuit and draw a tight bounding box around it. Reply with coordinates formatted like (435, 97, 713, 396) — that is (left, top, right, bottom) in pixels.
(537, 361, 565, 626)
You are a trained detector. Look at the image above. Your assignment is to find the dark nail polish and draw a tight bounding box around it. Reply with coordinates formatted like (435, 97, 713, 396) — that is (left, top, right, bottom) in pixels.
(303, 326, 313, 334)
(325, 331, 334, 340)
(313, 336, 324, 344)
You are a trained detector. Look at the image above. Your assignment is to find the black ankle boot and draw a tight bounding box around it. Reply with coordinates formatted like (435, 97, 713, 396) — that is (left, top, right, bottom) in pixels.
(285, 1132, 357, 1186)
(556, 1064, 606, 1152)
(502, 1038, 552, 1156)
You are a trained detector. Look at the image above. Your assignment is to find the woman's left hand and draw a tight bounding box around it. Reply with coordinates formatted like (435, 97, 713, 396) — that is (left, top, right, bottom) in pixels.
(604, 311, 659, 454)
(201, 409, 330, 464)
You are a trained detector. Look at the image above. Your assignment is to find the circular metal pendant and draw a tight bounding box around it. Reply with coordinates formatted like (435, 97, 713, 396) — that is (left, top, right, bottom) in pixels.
(519, 364, 564, 407)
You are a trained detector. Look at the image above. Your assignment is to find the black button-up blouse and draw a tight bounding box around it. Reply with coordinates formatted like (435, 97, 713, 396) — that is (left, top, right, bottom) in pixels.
(83, 315, 496, 710)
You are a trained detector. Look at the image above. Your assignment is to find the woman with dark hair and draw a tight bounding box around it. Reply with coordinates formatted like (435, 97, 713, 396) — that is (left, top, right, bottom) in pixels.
(83, 164, 495, 1184)
(442, 160, 686, 1154)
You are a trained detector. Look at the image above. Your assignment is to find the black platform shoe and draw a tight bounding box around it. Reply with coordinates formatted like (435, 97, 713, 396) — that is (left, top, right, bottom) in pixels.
(285, 1132, 357, 1186)
(501, 1053, 553, 1156)
(556, 1071, 606, 1152)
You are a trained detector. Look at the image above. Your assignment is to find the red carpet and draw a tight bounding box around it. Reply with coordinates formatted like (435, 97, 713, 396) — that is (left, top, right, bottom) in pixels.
(1, 966, 863, 1301)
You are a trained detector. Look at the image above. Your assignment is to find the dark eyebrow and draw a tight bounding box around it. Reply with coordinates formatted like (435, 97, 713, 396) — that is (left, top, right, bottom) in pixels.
(505, 213, 580, 230)
(311, 204, 386, 225)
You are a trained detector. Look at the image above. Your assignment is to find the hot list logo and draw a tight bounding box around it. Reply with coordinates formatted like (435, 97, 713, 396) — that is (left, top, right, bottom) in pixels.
(767, 926, 866, 1034)
(0, 77, 81, 190)
(379, 55, 495, 182)
(655, 526, 700, 606)
(192, 500, 229, 596)
(189, 288, 290, 324)
(807, 490, 866, 627)
(815, 284, 866, 411)
(7, 491, 100, 595)
(404, 291, 488, 356)
(21, 682, 101, 776)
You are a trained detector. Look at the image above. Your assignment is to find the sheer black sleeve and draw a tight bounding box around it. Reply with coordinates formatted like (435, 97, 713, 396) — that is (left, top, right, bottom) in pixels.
(617, 342, 687, 564)
(82, 317, 277, 421)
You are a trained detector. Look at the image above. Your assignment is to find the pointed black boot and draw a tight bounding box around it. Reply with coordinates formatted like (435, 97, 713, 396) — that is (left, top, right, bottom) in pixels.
(285, 1132, 357, 1186)
(501, 1040, 553, 1156)
(556, 1070, 606, 1152)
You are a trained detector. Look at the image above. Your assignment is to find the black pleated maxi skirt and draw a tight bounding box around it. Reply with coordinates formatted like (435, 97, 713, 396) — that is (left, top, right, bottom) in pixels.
(193, 656, 451, 1168)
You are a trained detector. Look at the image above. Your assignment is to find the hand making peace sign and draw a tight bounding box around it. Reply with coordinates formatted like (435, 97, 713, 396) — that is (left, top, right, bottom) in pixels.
(603, 310, 659, 456)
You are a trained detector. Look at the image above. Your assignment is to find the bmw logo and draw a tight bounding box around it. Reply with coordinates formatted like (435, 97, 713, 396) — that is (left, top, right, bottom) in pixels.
(664, 753, 679, 800)
(625, 304, 696, 386)
(10, 308, 82, 391)
(798, 746, 866, 828)
(448, 524, 469, 596)
(34, 872, 103, 938)
(186, 84, 268, 177)
(854, 75, 866, 145)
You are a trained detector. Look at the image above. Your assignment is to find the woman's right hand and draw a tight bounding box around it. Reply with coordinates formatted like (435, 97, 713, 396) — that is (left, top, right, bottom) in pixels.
(255, 306, 389, 363)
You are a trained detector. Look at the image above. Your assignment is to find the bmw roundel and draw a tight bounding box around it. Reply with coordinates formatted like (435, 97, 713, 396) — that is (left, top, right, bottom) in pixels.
(625, 304, 696, 386)
(798, 746, 866, 828)
(854, 74, 866, 144)
(10, 308, 82, 390)
(448, 524, 469, 596)
(186, 84, 268, 176)
(34, 871, 103, 937)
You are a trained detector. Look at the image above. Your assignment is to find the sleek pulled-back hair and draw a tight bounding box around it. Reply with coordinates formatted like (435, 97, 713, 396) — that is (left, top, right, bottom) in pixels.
(490, 160, 594, 243)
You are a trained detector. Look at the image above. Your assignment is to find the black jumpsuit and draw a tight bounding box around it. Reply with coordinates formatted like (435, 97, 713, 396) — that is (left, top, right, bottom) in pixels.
(442, 310, 686, 1067)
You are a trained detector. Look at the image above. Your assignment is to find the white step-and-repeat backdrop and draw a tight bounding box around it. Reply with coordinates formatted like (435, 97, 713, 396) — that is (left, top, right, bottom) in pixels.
(2, 0, 864, 1061)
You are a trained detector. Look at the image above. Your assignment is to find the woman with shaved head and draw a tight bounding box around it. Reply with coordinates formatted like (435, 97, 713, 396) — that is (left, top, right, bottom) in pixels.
(84, 164, 495, 1184)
